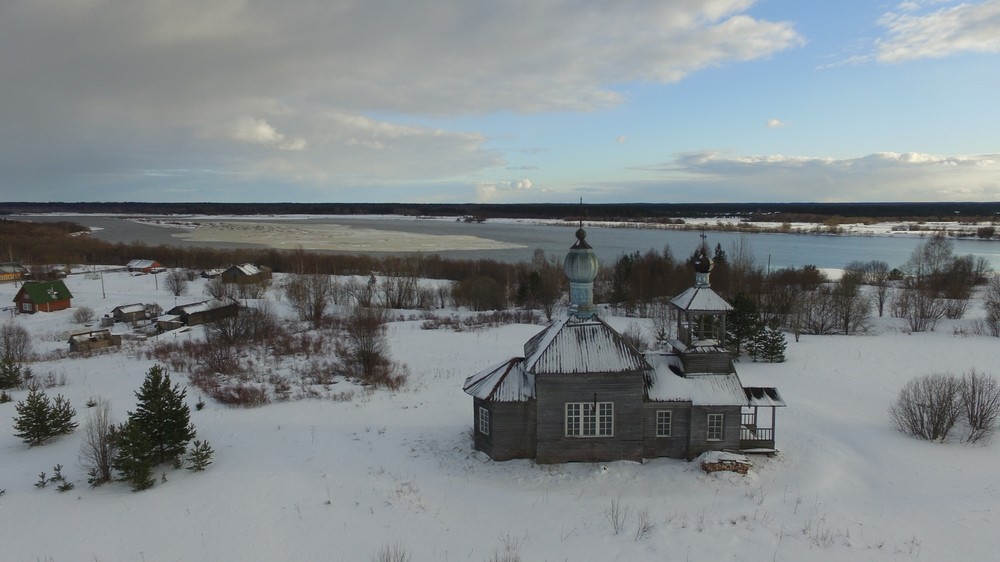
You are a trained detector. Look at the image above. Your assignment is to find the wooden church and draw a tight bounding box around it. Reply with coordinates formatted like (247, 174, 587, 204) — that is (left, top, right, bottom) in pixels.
(463, 227, 784, 463)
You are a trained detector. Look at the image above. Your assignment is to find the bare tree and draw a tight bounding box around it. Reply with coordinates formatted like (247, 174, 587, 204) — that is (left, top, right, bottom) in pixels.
(79, 397, 117, 486)
(337, 306, 403, 388)
(282, 273, 334, 327)
(832, 274, 871, 334)
(961, 370, 1000, 443)
(984, 275, 1000, 337)
(890, 373, 962, 441)
(892, 281, 945, 332)
(0, 321, 33, 363)
(165, 270, 189, 297)
(72, 306, 96, 325)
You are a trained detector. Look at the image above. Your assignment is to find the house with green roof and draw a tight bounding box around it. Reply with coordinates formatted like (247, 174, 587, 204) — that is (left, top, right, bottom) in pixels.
(13, 280, 73, 313)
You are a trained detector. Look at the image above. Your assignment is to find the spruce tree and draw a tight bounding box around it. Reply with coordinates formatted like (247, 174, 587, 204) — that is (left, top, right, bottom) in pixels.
(186, 440, 214, 472)
(12, 389, 77, 446)
(0, 359, 21, 389)
(113, 420, 155, 491)
(13, 388, 51, 446)
(760, 318, 787, 363)
(130, 365, 196, 465)
(726, 293, 762, 359)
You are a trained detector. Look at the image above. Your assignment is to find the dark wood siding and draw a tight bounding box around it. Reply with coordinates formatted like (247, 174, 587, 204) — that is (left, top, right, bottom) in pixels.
(680, 353, 732, 374)
(686, 406, 742, 459)
(472, 398, 536, 461)
(642, 402, 692, 459)
(535, 372, 645, 464)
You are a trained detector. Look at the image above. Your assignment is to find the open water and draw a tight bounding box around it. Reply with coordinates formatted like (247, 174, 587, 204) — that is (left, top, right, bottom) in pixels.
(20, 214, 1000, 271)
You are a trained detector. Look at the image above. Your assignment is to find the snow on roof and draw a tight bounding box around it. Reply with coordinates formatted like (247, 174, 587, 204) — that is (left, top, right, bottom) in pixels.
(228, 263, 262, 276)
(745, 386, 787, 407)
(646, 353, 748, 405)
(523, 315, 650, 375)
(113, 303, 145, 314)
(463, 358, 536, 402)
(169, 297, 237, 315)
(126, 259, 160, 268)
(670, 286, 733, 312)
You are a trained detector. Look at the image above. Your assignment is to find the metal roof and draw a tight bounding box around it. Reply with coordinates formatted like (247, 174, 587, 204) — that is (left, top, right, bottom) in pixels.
(463, 358, 536, 402)
(523, 316, 650, 375)
(645, 353, 748, 406)
(744, 386, 787, 407)
(669, 286, 733, 312)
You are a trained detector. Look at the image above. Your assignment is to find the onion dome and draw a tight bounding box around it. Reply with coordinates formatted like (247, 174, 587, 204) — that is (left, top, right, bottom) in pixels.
(693, 251, 713, 288)
(564, 227, 598, 318)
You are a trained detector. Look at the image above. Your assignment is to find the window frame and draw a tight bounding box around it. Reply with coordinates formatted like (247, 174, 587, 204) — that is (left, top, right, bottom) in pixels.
(655, 410, 672, 437)
(478, 406, 490, 436)
(707, 413, 724, 441)
(565, 401, 614, 438)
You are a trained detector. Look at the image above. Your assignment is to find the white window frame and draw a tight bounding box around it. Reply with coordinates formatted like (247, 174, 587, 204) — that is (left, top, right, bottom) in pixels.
(565, 401, 614, 437)
(478, 406, 490, 436)
(655, 410, 672, 437)
(21, 301, 32, 312)
(707, 413, 724, 441)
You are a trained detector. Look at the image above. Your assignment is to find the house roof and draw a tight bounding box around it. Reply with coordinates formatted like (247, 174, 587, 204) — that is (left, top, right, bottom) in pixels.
(522, 315, 651, 376)
(463, 358, 536, 402)
(14, 280, 73, 304)
(68, 329, 114, 343)
(645, 352, 748, 406)
(669, 286, 733, 313)
(167, 297, 238, 315)
(126, 259, 161, 268)
(112, 303, 145, 314)
(225, 263, 262, 276)
(744, 386, 787, 407)
(0, 262, 28, 274)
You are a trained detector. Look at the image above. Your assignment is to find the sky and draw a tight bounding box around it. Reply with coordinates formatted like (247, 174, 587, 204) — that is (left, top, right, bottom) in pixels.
(2, 0, 999, 204)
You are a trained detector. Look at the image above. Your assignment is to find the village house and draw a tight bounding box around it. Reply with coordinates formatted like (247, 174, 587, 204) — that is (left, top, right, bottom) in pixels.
(112, 303, 147, 324)
(0, 262, 29, 283)
(12, 280, 73, 314)
(219, 263, 271, 285)
(463, 228, 784, 463)
(157, 297, 239, 330)
(68, 329, 122, 353)
(126, 259, 165, 274)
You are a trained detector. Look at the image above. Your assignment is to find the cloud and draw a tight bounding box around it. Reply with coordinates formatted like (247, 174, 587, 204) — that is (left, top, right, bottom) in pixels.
(232, 116, 306, 151)
(876, 0, 1000, 62)
(0, 1, 803, 201)
(476, 178, 538, 201)
(766, 118, 786, 128)
(635, 150, 1000, 202)
(616, 136, 629, 144)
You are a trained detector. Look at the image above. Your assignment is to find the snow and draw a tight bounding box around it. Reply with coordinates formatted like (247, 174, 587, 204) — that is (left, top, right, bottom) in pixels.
(2, 270, 1000, 560)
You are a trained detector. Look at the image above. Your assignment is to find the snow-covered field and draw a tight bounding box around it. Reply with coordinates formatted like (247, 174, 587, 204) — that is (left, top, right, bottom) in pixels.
(2, 270, 1000, 561)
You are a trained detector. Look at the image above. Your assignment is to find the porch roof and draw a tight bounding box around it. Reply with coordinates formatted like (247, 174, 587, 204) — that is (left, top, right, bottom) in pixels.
(744, 386, 786, 407)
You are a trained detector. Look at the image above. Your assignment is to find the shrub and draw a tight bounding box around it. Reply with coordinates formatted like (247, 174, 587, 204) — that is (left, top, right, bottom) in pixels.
(79, 397, 118, 486)
(961, 370, 1000, 443)
(890, 373, 963, 441)
(72, 306, 96, 325)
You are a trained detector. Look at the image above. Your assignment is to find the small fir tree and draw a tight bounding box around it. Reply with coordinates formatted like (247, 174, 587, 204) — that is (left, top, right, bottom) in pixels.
(186, 440, 214, 471)
(130, 365, 196, 465)
(0, 359, 22, 389)
(12, 389, 77, 446)
(726, 293, 762, 359)
(759, 318, 787, 363)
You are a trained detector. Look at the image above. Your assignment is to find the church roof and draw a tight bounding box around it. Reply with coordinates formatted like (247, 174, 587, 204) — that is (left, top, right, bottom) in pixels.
(669, 286, 733, 313)
(463, 358, 535, 402)
(522, 316, 651, 376)
(645, 352, 748, 406)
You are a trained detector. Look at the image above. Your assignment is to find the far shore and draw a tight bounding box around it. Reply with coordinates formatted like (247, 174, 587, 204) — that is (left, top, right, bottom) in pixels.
(171, 220, 526, 252)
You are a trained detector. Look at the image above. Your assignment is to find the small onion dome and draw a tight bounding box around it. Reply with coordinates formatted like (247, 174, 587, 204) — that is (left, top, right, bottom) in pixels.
(564, 229, 598, 283)
(693, 252, 713, 273)
(564, 227, 598, 317)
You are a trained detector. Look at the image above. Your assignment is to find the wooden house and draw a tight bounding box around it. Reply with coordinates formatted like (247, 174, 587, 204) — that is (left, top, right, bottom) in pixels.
(126, 259, 165, 274)
(112, 303, 147, 324)
(0, 262, 29, 282)
(158, 297, 239, 329)
(12, 280, 73, 313)
(220, 263, 271, 285)
(464, 231, 784, 463)
(68, 329, 122, 353)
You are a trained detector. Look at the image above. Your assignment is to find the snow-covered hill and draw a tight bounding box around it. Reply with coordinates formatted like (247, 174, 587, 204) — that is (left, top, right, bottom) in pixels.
(1, 270, 998, 561)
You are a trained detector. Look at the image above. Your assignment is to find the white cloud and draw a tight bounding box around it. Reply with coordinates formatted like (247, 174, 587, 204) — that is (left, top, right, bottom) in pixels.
(476, 178, 537, 201)
(616, 136, 628, 144)
(231, 116, 306, 151)
(640, 150, 1000, 202)
(766, 118, 786, 128)
(877, 0, 1000, 62)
